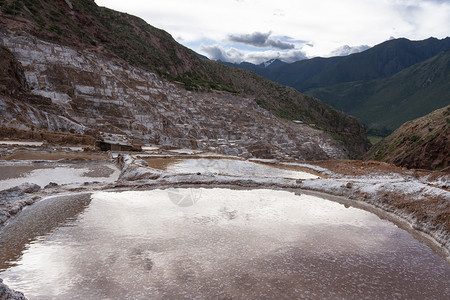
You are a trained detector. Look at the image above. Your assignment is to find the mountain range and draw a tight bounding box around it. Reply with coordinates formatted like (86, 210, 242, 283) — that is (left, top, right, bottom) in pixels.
(224, 37, 450, 135)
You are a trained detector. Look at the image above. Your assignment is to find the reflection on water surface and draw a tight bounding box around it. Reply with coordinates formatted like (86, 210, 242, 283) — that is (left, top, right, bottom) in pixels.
(1, 188, 449, 299)
(144, 158, 319, 179)
(0, 163, 120, 190)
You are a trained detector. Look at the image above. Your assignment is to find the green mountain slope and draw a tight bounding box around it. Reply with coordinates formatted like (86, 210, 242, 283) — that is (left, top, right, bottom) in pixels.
(365, 105, 450, 170)
(222, 37, 450, 136)
(0, 0, 371, 157)
(308, 50, 450, 135)
(225, 37, 450, 92)
(296, 37, 450, 91)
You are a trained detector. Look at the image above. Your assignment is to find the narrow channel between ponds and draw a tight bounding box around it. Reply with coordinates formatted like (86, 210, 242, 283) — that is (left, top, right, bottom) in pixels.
(1, 188, 448, 299)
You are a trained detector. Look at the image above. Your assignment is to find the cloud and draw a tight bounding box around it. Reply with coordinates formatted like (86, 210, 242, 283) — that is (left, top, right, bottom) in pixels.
(199, 45, 245, 63)
(97, 0, 450, 58)
(199, 44, 307, 64)
(228, 32, 295, 50)
(329, 45, 370, 57)
(246, 49, 308, 64)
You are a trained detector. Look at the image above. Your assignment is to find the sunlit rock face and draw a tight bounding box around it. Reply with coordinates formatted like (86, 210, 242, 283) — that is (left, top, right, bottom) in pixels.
(0, 33, 346, 160)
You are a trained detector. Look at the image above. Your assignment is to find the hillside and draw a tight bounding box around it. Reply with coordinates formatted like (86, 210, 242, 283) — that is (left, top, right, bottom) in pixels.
(224, 37, 450, 135)
(308, 50, 450, 135)
(293, 37, 450, 91)
(365, 105, 450, 170)
(227, 37, 450, 92)
(0, 0, 370, 157)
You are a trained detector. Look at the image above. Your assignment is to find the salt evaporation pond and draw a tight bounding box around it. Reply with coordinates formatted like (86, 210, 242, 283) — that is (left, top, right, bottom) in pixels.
(0, 188, 449, 299)
(144, 157, 319, 179)
(0, 163, 120, 191)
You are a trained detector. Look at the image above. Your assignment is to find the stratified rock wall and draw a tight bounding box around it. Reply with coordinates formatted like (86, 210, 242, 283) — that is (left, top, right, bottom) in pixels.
(0, 33, 346, 160)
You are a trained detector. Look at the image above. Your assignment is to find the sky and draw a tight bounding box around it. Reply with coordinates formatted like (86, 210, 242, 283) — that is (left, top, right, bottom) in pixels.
(95, 0, 450, 64)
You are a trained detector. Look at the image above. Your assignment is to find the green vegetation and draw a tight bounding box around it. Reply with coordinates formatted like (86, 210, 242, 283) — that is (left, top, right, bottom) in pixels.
(227, 37, 450, 135)
(368, 135, 383, 145)
(365, 105, 450, 170)
(307, 50, 450, 134)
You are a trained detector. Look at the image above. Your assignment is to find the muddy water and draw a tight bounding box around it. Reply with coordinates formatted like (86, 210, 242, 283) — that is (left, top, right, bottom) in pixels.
(144, 158, 319, 179)
(1, 188, 449, 299)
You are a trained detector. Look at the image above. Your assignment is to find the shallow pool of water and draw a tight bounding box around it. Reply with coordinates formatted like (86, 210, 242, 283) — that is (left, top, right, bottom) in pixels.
(0, 163, 120, 190)
(1, 188, 448, 299)
(0, 141, 44, 146)
(144, 158, 319, 180)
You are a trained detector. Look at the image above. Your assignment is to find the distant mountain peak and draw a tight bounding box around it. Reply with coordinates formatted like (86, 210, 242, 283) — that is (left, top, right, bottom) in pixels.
(258, 58, 287, 69)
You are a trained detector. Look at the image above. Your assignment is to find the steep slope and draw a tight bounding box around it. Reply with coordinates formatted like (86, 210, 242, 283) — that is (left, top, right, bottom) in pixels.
(296, 37, 450, 91)
(223, 36, 450, 135)
(308, 50, 450, 135)
(221, 59, 288, 74)
(0, 0, 370, 157)
(0, 43, 28, 95)
(365, 105, 450, 170)
(227, 56, 346, 90)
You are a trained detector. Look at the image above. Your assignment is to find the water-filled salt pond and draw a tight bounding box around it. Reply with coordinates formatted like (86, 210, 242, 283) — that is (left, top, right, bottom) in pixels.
(143, 157, 319, 179)
(1, 188, 448, 299)
(0, 162, 120, 191)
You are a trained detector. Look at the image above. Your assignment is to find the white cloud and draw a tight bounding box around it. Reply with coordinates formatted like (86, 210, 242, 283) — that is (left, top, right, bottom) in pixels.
(199, 44, 307, 64)
(329, 45, 371, 57)
(95, 0, 450, 59)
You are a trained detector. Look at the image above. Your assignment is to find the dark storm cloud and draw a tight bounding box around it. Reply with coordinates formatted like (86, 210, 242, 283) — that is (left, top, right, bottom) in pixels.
(228, 32, 295, 50)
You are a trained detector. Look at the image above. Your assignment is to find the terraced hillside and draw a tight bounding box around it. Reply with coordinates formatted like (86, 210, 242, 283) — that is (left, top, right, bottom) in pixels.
(0, 0, 370, 157)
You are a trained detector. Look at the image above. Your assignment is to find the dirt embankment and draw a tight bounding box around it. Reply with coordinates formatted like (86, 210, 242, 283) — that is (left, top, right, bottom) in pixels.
(0, 126, 96, 146)
(0, 45, 28, 96)
(365, 105, 450, 171)
(298, 159, 450, 257)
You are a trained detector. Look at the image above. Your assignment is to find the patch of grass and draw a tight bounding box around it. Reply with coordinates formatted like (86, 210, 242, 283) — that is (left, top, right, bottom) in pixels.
(33, 13, 46, 27)
(49, 24, 62, 35)
(368, 135, 383, 145)
(374, 150, 386, 161)
(2, 0, 21, 14)
(175, 71, 237, 93)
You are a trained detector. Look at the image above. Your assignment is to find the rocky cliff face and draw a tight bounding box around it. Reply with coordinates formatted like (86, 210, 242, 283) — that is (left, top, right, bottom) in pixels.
(365, 105, 450, 170)
(0, 33, 346, 160)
